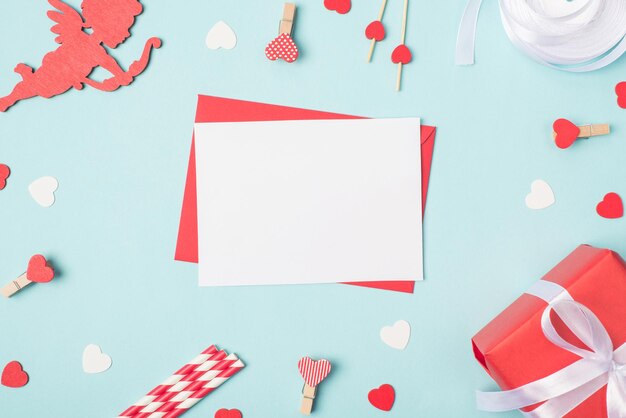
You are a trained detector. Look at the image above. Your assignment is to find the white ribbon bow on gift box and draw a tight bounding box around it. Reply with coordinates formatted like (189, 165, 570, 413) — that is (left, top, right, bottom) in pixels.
(455, 0, 626, 72)
(477, 280, 626, 418)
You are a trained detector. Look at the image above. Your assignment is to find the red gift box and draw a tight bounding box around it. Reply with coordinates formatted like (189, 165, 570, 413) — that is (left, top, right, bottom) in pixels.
(472, 245, 626, 417)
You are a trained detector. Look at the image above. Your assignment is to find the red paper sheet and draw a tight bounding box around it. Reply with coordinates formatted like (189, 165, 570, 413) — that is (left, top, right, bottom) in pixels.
(175, 95, 437, 293)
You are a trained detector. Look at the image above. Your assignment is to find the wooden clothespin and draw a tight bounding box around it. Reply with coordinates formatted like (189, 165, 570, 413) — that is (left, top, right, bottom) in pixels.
(280, 3, 296, 36)
(1, 254, 55, 298)
(553, 118, 610, 149)
(265, 3, 300, 63)
(297, 357, 332, 415)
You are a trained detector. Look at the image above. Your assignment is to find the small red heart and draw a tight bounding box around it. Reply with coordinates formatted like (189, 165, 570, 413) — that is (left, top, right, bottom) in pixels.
(553, 118, 580, 149)
(391, 44, 412, 65)
(265, 33, 299, 63)
(597, 192, 623, 219)
(27, 254, 55, 283)
(616, 82, 626, 109)
(298, 357, 331, 387)
(324, 0, 351, 14)
(0, 164, 9, 190)
(215, 408, 243, 418)
(1, 361, 29, 388)
(365, 21, 385, 41)
(368, 384, 395, 411)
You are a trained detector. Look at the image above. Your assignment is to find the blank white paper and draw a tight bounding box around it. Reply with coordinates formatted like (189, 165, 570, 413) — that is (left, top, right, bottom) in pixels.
(195, 118, 423, 286)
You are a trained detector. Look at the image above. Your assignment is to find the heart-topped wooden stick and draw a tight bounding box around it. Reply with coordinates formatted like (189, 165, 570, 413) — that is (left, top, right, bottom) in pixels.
(366, 0, 388, 62)
(393, 0, 411, 91)
(298, 357, 332, 415)
(1, 254, 55, 298)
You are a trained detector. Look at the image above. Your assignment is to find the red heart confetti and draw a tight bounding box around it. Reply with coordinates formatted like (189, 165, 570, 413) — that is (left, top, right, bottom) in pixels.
(365, 21, 385, 41)
(616, 82, 626, 109)
(298, 357, 331, 387)
(265, 33, 299, 63)
(1, 361, 29, 388)
(368, 384, 395, 411)
(27, 254, 55, 283)
(597, 192, 623, 219)
(553, 118, 580, 149)
(391, 44, 412, 64)
(215, 408, 243, 418)
(0, 164, 9, 190)
(324, 0, 351, 14)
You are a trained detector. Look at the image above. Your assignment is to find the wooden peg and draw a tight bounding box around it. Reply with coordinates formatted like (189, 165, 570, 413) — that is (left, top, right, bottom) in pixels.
(1, 273, 32, 298)
(552, 123, 610, 139)
(300, 383, 316, 415)
(279, 3, 296, 35)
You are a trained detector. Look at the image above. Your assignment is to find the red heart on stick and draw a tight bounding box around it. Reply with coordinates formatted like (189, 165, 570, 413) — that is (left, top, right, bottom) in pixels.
(324, 0, 351, 14)
(616, 82, 626, 109)
(1, 361, 29, 388)
(553, 118, 580, 149)
(391, 44, 412, 64)
(298, 357, 331, 387)
(597, 192, 623, 219)
(215, 408, 243, 418)
(27, 254, 55, 283)
(365, 21, 385, 41)
(0, 164, 9, 190)
(265, 33, 299, 63)
(368, 384, 395, 411)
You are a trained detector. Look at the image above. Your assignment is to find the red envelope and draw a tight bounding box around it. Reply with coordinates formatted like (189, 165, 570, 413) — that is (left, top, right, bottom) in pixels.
(175, 95, 437, 293)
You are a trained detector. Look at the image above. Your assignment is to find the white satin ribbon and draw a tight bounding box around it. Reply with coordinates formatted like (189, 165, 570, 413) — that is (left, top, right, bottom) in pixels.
(476, 280, 626, 418)
(456, 0, 626, 72)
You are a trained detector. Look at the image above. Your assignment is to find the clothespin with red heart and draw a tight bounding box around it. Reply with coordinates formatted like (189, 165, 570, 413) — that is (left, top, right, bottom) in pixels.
(265, 3, 299, 63)
(298, 357, 332, 415)
(552, 118, 610, 149)
(1, 254, 55, 298)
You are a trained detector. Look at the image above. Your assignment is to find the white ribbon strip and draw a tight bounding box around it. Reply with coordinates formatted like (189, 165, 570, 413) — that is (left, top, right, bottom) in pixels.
(476, 280, 626, 418)
(456, 0, 626, 72)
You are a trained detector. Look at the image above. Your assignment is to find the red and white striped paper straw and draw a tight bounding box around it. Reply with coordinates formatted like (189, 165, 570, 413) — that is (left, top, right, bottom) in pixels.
(118, 346, 220, 417)
(118, 346, 243, 418)
(162, 356, 245, 418)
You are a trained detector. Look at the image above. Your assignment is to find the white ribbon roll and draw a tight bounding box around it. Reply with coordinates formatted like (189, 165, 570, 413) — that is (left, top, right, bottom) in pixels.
(476, 280, 626, 418)
(456, 0, 626, 72)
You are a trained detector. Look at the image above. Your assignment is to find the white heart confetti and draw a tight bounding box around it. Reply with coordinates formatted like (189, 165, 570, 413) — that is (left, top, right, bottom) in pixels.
(525, 179, 555, 210)
(28, 176, 58, 208)
(206, 21, 237, 50)
(82, 344, 112, 374)
(380, 320, 411, 350)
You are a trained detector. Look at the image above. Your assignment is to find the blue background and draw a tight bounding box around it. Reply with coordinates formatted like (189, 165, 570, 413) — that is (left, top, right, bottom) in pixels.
(1, 1, 625, 417)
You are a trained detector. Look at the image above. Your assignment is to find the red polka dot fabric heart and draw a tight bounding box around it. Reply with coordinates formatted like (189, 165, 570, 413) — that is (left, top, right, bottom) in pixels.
(597, 192, 623, 219)
(298, 357, 331, 387)
(27, 254, 55, 283)
(1, 361, 29, 388)
(391, 44, 412, 64)
(553, 118, 580, 149)
(265, 33, 299, 63)
(215, 408, 242, 418)
(365, 21, 385, 41)
(324, 0, 351, 14)
(368, 384, 395, 411)
(616, 82, 626, 109)
(0, 164, 9, 190)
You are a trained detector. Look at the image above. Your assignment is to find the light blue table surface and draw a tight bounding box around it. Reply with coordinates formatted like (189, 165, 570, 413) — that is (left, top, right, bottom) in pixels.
(2, 1, 625, 417)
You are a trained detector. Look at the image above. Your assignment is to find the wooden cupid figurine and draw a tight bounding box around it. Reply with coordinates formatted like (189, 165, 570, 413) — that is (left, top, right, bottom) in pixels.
(298, 357, 332, 415)
(0, 0, 161, 112)
(1, 255, 55, 298)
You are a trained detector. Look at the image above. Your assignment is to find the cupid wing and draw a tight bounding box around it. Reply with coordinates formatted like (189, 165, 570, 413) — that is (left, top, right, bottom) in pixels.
(47, 0, 84, 44)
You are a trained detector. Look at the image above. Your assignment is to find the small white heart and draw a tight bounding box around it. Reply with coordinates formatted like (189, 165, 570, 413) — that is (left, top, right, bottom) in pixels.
(28, 176, 58, 208)
(525, 179, 555, 210)
(380, 320, 411, 350)
(206, 21, 237, 50)
(82, 344, 112, 374)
